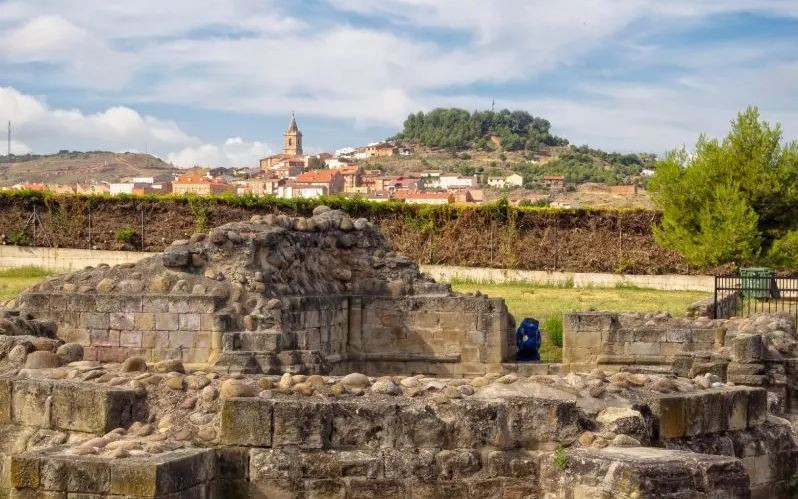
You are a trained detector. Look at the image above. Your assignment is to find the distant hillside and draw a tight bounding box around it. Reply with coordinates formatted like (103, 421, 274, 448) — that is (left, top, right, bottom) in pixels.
(371, 108, 657, 187)
(392, 108, 567, 152)
(0, 151, 177, 186)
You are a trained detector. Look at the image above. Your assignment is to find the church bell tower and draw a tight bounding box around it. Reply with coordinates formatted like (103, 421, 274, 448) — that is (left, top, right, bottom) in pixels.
(282, 113, 303, 156)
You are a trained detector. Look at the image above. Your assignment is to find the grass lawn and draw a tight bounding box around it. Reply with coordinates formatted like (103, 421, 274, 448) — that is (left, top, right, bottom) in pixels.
(0, 266, 52, 303)
(450, 281, 709, 362)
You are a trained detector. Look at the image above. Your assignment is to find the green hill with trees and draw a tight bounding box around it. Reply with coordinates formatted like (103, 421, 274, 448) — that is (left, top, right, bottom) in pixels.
(382, 108, 656, 187)
(392, 108, 568, 153)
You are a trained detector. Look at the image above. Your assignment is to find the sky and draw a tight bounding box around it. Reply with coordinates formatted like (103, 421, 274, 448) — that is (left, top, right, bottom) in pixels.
(0, 1, 797, 167)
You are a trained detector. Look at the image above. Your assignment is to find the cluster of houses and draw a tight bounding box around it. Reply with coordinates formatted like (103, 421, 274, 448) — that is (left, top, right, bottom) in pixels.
(1, 115, 643, 206)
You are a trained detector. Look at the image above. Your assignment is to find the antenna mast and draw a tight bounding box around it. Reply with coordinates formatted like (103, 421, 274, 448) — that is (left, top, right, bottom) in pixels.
(6, 121, 10, 158)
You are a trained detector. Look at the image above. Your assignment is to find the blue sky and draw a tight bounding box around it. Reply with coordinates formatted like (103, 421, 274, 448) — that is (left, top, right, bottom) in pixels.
(1, 1, 797, 167)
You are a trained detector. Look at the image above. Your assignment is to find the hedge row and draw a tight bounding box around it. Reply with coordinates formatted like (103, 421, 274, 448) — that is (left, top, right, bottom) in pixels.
(0, 190, 708, 274)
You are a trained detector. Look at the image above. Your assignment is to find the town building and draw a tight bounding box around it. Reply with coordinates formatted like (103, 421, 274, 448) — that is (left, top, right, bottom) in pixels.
(395, 190, 454, 205)
(238, 178, 284, 197)
(75, 182, 110, 195)
(354, 142, 398, 159)
(260, 114, 308, 171)
(543, 175, 566, 190)
(439, 174, 477, 190)
(339, 166, 363, 193)
(172, 175, 234, 196)
(292, 169, 344, 198)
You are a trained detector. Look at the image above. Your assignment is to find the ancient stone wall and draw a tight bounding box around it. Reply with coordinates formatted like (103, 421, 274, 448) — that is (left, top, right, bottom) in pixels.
(562, 312, 723, 369)
(11, 209, 516, 377)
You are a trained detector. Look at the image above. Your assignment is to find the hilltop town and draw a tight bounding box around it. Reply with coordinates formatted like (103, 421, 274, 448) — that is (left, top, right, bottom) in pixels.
(0, 111, 656, 209)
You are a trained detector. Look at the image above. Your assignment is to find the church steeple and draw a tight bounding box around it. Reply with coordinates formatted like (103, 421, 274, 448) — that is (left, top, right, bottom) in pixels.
(283, 112, 302, 156)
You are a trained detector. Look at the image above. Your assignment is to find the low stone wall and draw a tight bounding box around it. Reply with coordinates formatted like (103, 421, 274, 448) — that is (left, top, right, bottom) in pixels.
(0, 377, 145, 433)
(16, 292, 226, 364)
(423, 264, 715, 291)
(562, 312, 723, 369)
(0, 245, 153, 272)
(16, 291, 512, 376)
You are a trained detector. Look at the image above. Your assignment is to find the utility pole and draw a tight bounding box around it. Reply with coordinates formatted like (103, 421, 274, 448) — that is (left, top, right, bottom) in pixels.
(6, 121, 10, 158)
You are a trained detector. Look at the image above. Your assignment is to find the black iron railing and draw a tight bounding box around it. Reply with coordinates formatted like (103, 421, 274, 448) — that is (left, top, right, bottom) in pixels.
(714, 274, 798, 321)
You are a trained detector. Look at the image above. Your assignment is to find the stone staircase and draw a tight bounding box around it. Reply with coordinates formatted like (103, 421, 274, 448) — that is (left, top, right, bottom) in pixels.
(212, 330, 330, 374)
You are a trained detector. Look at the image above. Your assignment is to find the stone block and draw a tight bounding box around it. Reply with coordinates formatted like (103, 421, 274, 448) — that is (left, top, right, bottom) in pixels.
(633, 329, 665, 343)
(142, 296, 170, 313)
(221, 398, 272, 447)
(329, 400, 399, 449)
(12, 379, 52, 428)
(728, 388, 749, 431)
(18, 293, 49, 312)
(48, 294, 66, 312)
(169, 296, 215, 314)
(155, 313, 179, 331)
(119, 330, 142, 348)
(79, 313, 109, 330)
(95, 295, 142, 313)
(109, 448, 215, 496)
(89, 329, 119, 347)
(732, 334, 763, 363)
(67, 294, 96, 312)
(564, 312, 619, 333)
(142, 331, 169, 350)
(168, 330, 194, 349)
(52, 382, 144, 433)
(307, 479, 346, 499)
(625, 342, 661, 356)
(665, 328, 692, 343)
(109, 313, 135, 330)
(9, 455, 39, 489)
(443, 400, 511, 450)
(347, 479, 405, 499)
(398, 405, 447, 448)
(134, 313, 156, 331)
(272, 400, 332, 449)
(0, 377, 11, 423)
(747, 388, 767, 426)
(568, 331, 602, 349)
(655, 395, 686, 439)
(178, 314, 201, 331)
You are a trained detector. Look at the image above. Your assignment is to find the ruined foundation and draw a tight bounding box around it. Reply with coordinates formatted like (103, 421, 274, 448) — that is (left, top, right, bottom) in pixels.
(0, 208, 796, 497)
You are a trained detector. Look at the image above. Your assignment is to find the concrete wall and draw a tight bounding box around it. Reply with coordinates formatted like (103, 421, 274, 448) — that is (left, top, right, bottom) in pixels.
(422, 264, 714, 292)
(0, 245, 153, 271)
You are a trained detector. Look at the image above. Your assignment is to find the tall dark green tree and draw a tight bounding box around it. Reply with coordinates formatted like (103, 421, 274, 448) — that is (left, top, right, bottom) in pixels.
(649, 107, 798, 267)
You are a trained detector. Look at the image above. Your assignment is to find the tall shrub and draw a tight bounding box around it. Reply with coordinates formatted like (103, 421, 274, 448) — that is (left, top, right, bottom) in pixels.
(649, 107, 798, 267)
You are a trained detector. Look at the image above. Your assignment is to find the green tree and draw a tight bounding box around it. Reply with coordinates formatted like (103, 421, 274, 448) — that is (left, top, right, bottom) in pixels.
(649, 107, 798, 267)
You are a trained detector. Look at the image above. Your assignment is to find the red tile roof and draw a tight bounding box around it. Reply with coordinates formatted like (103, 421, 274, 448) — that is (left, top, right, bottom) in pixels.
(295, 169, 339, 183)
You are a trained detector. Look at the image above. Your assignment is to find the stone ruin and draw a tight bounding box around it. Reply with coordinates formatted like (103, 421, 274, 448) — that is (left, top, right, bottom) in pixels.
(9, 206, 513, 377)
(0, 207, 794, 498)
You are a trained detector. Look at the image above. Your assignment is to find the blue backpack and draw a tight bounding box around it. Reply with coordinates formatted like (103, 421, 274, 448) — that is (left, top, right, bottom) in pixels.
(516, 318, 541, 361)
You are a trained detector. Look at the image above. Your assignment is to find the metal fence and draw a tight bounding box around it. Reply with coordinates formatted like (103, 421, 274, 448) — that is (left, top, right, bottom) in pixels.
(714, 274, 798, 322)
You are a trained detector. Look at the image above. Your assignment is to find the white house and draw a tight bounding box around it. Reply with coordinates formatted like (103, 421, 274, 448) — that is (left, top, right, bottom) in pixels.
(439, 175, 477, 190)
(109, 183, 135, 196)
(487, 177, 506, 188)
(505, 173, 523, 187)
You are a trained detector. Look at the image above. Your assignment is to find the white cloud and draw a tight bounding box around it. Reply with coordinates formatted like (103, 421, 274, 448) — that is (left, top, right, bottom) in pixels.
(0, 86, 194, 155)
(1, 1, 798, 153)
(167, 137, 273, 168)
(0, 16, 131, 88)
